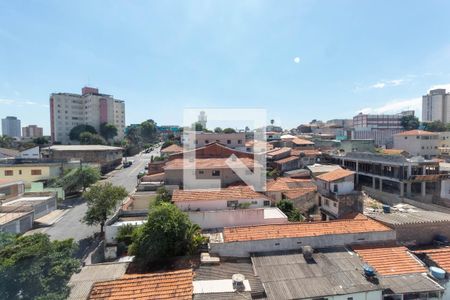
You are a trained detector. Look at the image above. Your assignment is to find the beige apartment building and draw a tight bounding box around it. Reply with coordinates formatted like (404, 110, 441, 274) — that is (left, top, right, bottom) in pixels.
(422, 88, 450, 123)
(393, 130, 439, 158)
(22, 125, 43, 138)
(50, 87, 125, 144)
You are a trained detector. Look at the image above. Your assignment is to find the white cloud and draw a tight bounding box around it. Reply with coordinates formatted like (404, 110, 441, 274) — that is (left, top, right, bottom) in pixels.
(356, 97, 421, 115)
(370, 79, 405, 89)
(0, 98, 15, 105)
(0, 98, 43, 106)
(429, 83, 450, 92)
(293, 57, 301, 64)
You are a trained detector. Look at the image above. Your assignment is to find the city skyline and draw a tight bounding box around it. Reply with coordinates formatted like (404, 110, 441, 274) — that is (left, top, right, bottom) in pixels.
(2, 1, 450, 134)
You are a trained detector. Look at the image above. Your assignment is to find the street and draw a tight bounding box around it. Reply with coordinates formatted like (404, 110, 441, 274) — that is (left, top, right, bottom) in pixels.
(27, 147, 160, 244)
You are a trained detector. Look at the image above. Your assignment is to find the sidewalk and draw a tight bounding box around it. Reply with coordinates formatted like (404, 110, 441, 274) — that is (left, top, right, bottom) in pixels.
(34, 209, 70, 227)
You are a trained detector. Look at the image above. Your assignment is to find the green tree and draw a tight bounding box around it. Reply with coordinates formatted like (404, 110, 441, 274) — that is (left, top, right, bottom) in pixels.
(401, 115, 420, 130)
(100, 123, 118, 140)
(155, 186, 172, 205)
(0, 135, 14, 148)
(33, 136, 49, 145)
(0, 233, 80, 300)
(129, 203, 203, 269)
(214, 127, 223, 133)
(82, 182, 128, 234)
(50, 166, 100, 193)
(79, 132, 106, 145)
(161, 140, 175, 149)
(423, 120, 447, 132)
(223, 128, 236, 134)
(192, 122, 204, 132)
(69, 124, 97, 141)
(141, 120, 157, 142)
(276, 199, 304, 222)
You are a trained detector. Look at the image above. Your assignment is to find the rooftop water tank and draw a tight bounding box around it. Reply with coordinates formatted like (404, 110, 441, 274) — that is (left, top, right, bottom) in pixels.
(430, 267, 446, 280)
(363, 264, 375, 277)
(232, 273, 246, 291)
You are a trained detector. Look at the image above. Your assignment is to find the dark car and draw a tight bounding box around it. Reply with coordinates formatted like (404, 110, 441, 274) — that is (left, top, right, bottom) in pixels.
(123, 161, 132, 168)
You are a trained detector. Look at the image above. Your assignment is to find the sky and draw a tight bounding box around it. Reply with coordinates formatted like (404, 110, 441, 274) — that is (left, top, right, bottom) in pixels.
(1, 0, 450, 135)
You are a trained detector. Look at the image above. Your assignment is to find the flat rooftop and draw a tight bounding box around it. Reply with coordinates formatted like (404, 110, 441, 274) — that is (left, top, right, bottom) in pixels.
(42, 145, 123, 151)
(0, 211, 32, 225)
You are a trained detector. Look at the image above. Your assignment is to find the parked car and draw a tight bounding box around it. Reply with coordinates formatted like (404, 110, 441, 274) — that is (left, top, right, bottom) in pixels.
(123, 161, 132, 168)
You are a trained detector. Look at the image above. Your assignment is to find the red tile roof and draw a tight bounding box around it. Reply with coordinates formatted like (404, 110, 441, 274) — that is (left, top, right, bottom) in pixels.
(88, 269, 193, 300)
(282, 187, 316, 199)
(161, 144, 184, 154)
(274, 155, 299, 165)
(266, 177, 315, 192)
(164, 157, 257, 170)
(316, 168, 355, 182)
(267, 147, 291, 157)
(223, 216, 392, 242)
(291, 149, 321, 157)
(172, 186, 267, 202)
(413, 247, 450, 273)
(354, 246, 426, 276)
(291, 138, 314, 145)
(395, 130, 438, 136)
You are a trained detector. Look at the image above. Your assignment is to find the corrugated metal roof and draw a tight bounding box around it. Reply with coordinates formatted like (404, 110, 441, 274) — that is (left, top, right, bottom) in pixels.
(379, 274, 443, 294)
(367, 210, 450, 226)
(68, 262, 129, 300)
(251, 247, 381, 300)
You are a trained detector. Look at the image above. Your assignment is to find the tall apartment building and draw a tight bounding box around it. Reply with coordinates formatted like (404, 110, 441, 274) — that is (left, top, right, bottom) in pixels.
(352, 110, 413, 147)
(50, 87, 125, 144)
(22, 125, 43, 138)
(422, 88, 450, 123)
(1, 116, 21, 139)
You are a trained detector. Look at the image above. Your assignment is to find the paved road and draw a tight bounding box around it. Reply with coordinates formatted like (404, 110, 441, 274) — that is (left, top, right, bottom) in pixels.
(28, 146, 160, 243)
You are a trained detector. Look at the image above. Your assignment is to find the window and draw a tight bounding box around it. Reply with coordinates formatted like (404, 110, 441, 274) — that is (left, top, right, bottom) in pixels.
(333, 202, 337, 207)
(205, 140, 209, 144)
(347, 298, 353, 300)
(227, 200, 238, 207)
(31, 169, 42, 175)
(198, 170, 204, 175)
(325, 199, 329, 206)
(238, 139, 242, 144)
(212, 170, 220, 176)
(227, 140, 231, 144)
(333, 184, 338, 192)
(251, 201, 257, 204)
(19, 170, 22, 175)
(263, 200, 271, 206)
(4, 170, 13, 176)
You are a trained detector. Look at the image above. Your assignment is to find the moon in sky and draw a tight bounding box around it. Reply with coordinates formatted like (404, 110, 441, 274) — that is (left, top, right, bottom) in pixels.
(294, 57, 301, 63)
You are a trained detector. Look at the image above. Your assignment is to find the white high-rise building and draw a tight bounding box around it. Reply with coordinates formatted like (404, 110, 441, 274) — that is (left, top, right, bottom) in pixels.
(50, 87, 125, 144)
(1, 116, 21, 139)
(422, 89, 450, 123)
(198, 111, 207, 129)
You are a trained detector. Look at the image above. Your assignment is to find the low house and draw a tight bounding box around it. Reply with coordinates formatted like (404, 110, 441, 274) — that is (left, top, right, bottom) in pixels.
(354, 245, 444, 299)
(160, 144, 183, 156)
(88, 269, 193, 300)
(265, 177, 317, 213)
(307, 163, 342, 177)
(0, 159, 62, 187)
(209, 215, 395, 257)
(315, 168, 363, 220)
(366, 203, 450, 245)
(172, 186, 270, 211)
(0, 178, 25, 200)
(291, 148, 320, 167)
(393, 130, 439, 158)
(251, 247, 383, 300)
(0, 206, 34, 234)
(41, 145, 123, 173)
(164, 157, 261, 188)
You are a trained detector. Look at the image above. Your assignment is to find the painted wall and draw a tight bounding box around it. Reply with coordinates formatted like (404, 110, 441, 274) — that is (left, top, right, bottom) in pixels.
(174, 197, 269, 211)
(0, 164, 62, 187)
(210, 230, 396, 257)
(187, 208, 287, 229)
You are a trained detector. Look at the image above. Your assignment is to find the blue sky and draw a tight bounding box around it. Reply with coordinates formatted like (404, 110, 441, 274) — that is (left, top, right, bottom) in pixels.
(1, 0, 450, 134)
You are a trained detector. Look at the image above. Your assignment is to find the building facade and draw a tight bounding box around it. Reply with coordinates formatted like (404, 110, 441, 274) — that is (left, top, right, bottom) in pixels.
(1, 116, 21, 139)
(422, 88, 450, 123)
(393, 130, 439, 158)
(182, 132, 246, 150)
(352, 111, 413, 147)
(22, 125, 43, 138)
(50, 87, 125, 144)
